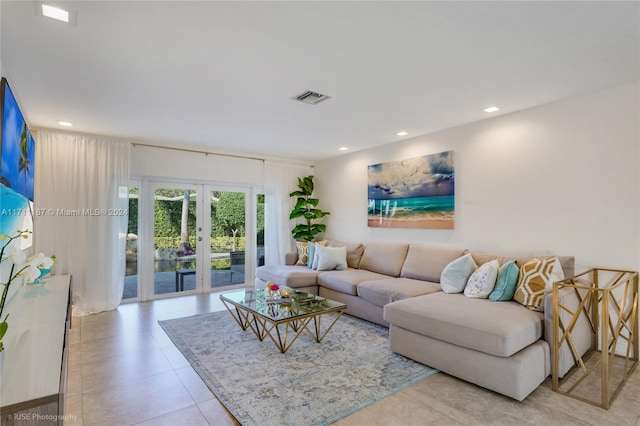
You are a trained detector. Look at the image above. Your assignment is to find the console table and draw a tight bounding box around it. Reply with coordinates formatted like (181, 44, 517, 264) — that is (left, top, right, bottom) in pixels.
(0, 275, 72, 425)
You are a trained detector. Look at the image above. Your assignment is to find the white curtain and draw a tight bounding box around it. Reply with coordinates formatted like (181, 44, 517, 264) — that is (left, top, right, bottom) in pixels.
(264, 160, 312, 265)
(34, 130, 130, 315)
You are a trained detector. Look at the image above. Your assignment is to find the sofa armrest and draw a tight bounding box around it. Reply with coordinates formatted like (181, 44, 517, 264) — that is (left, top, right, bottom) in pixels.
(543, 284, 592, 378)
(285, 252, 298, 266)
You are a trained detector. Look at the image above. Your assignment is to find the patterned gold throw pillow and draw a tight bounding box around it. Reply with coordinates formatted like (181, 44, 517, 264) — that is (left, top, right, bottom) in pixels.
(513, 257, 564, 312)
(295, 241, 309, 265)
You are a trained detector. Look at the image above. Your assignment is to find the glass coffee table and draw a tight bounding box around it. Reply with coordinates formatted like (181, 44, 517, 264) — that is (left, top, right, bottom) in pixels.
(220, 288, 347, 353)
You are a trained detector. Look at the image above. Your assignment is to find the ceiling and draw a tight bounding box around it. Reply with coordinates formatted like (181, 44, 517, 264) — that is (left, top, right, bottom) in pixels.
(1, 1, 638, 162)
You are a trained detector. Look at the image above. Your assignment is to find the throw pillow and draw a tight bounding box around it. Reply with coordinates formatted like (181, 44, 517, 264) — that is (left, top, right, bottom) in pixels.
(489, 260, 520, 301)
(307, 242, 316, 268)
(440, 253, 478, 294)
(464, 260, 499, 299)
(513, 257, 565, 311)
(315, 245, 348, 271)
(326, 240, 364, 269)
(295, 241, 309, 265)
(307, 240, 327, 269)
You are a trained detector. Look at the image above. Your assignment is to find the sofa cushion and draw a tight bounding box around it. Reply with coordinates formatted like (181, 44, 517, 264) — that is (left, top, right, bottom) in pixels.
(316, 245, 348, 271)
(255, 265, 320, 288)
(358, 242, 409, 277)
(440, 253, 477, 294)
(384, 292, 544, 357)
(357, 278, 441, 307)
(317, 269, 390, 295)
(514, 257, 564, 312)
(401, 245, 466, 282)
(469, 251, 575, 279)
(464, 260, 499, 299)
(489, 260, 520, 301)
(325, 240, 365, 269)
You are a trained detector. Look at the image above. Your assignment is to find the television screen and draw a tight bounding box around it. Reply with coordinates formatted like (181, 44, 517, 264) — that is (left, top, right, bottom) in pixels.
(0, 77, 35, 249)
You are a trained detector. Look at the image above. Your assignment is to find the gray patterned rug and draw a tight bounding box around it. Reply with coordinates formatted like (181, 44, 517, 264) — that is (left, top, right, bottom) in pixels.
(159, 310, 437, 426)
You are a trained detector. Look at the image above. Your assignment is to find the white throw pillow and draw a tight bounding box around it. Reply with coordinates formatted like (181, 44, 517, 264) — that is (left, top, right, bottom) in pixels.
(316, 245, 348, 271)
(464, 260, 500, 299)
(440, 253, 478, 294)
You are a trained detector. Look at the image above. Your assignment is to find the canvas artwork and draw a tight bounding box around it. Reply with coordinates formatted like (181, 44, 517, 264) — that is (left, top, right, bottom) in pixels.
(1, 79, 35, 248)
(368, 151, 454, 229)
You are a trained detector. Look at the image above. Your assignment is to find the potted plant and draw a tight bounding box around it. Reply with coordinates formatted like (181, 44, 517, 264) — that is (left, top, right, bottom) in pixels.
(289, 175, 330, 241)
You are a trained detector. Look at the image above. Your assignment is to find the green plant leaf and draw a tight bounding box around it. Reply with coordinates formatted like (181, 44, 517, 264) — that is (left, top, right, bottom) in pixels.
(291, 224, 310, 234)
(0, 321, 7, 341)
(293, 198, 308, 210)
(309, 224, 327, 233)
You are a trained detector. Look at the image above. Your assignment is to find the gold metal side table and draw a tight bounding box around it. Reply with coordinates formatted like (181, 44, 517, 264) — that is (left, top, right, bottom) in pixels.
(552, 268, 638, 408)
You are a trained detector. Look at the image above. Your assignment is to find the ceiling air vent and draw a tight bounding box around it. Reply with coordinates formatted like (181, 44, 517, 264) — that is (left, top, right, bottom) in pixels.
(293, 90, 331, 105)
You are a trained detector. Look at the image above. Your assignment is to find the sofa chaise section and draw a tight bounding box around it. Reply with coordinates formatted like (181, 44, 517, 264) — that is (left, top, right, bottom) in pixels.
(255, 264, 320, 295)
(383, 253, 590, 401)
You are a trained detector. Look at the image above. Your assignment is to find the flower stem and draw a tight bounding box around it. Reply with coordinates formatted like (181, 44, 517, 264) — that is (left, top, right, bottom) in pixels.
(0, 263, 15, 319)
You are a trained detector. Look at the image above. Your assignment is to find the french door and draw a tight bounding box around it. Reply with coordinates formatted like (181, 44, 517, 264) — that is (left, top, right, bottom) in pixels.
(144, 181, 253, 299)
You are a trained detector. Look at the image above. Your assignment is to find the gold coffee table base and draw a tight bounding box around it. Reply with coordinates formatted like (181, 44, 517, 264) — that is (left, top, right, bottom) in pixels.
(220, 290, 347, 354)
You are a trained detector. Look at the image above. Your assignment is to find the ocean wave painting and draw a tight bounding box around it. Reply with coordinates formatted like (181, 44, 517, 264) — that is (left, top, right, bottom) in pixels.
(1, 78, 35, 247)
(368, 151, 454, 229)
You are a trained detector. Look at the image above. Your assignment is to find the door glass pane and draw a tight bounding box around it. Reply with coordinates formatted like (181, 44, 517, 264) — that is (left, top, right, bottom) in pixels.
(210, 191, 246, 288)
(257, 193, 265, 267)
(154, 188, 197, 295)
(123, 186, 139, 300)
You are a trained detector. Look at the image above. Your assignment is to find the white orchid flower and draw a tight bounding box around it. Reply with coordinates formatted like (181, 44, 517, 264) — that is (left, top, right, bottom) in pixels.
(19, 264, 42, 283)
(4, 245, 27, 265)
(28, 253, 54, 270)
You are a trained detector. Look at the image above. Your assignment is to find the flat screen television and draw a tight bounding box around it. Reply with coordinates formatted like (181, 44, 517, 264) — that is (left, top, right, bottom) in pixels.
(0, 77, 35, 249)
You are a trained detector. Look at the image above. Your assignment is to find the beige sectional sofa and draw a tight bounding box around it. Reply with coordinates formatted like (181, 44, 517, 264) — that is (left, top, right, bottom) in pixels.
(255, 241, 590, 401)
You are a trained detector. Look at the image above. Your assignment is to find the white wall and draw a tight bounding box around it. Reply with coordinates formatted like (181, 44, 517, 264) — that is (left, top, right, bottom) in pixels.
(315, 82, 640, 273)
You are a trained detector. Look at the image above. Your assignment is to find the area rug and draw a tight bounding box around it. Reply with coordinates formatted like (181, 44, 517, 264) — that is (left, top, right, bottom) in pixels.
(159, 310, 437, 426)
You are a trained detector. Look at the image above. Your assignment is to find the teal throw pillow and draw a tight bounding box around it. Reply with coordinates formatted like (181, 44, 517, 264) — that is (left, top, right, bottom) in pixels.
(489, 260, 520, 301)
(307, 242, 316, 269)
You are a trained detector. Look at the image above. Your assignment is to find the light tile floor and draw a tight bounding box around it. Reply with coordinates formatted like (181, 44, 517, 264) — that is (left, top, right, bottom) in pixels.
(66, 292, 640, 426)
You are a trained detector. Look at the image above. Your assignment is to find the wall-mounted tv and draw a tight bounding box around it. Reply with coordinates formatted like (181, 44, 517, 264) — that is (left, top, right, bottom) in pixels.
(1, 77, 35, 249)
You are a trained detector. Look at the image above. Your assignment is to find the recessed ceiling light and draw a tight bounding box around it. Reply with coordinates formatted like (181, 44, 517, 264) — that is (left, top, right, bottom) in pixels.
(338, 147, 349, 151)
(484, 106, 500, 113)
(396, 131, 408, 136)
(42, 4, 70, 22)
(58, 121, 73, 127)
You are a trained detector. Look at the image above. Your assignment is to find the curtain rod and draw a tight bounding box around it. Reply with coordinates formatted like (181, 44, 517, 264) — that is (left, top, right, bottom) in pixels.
(132, 142, 265, 162)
